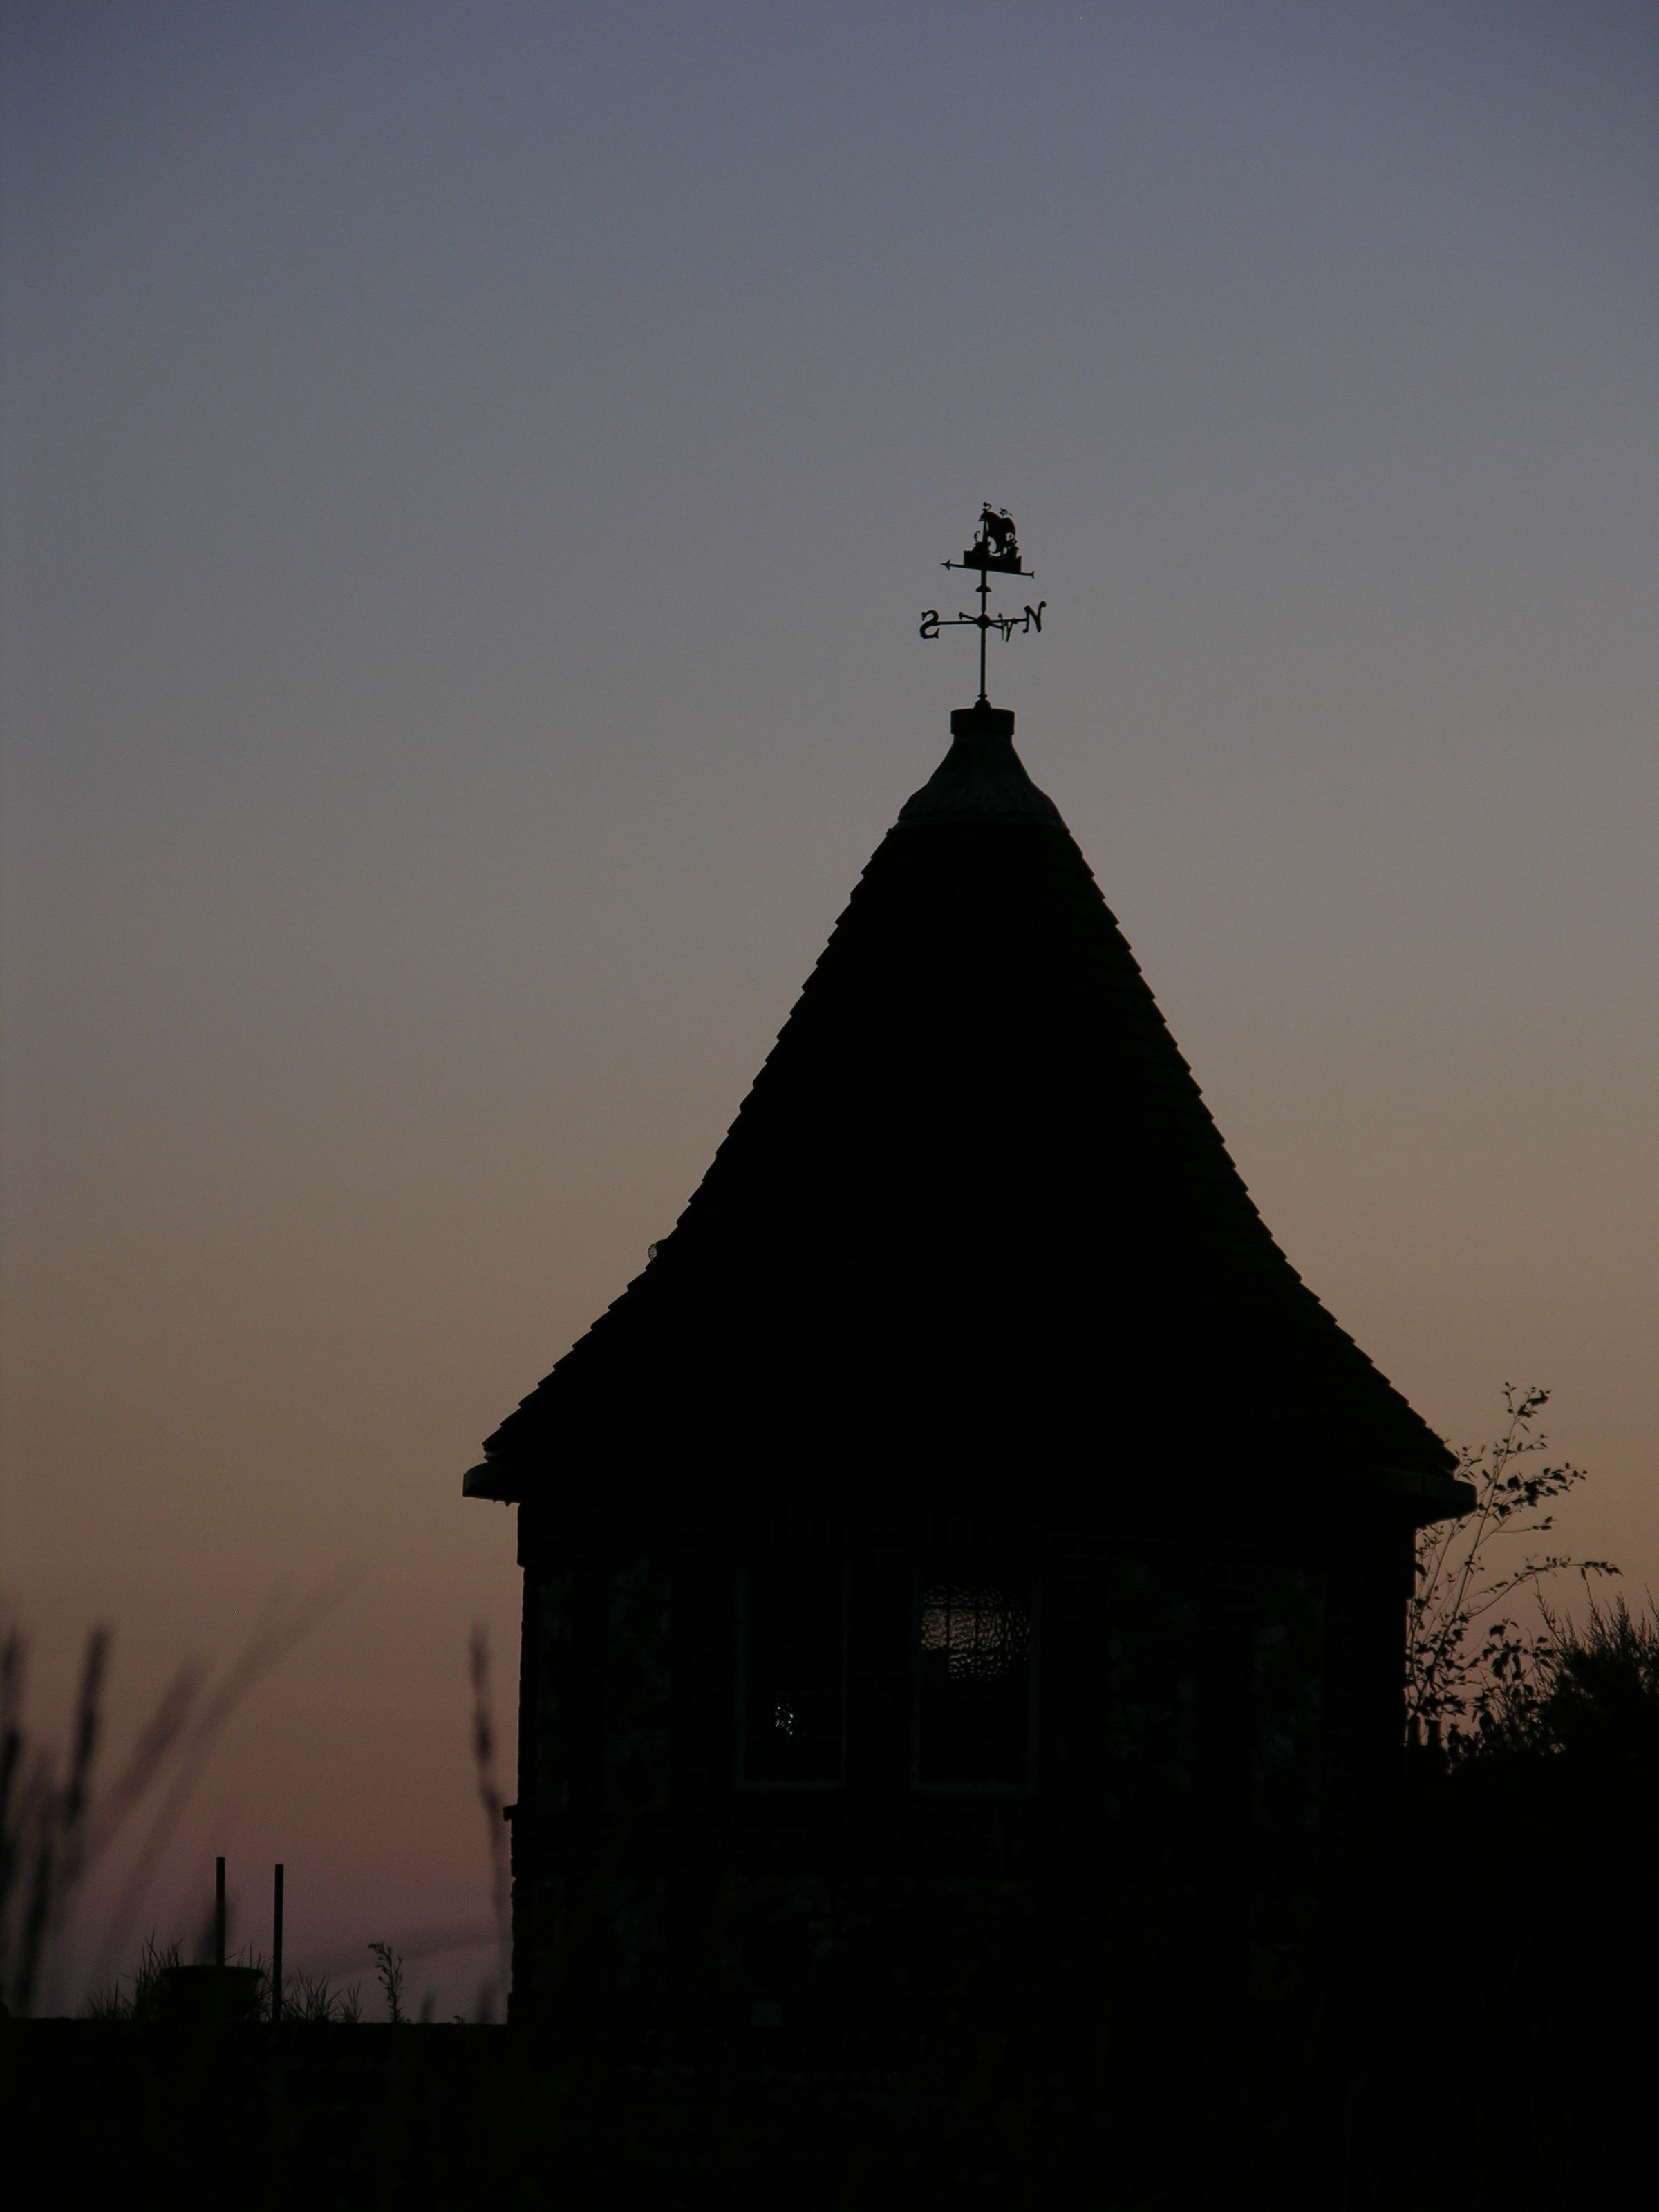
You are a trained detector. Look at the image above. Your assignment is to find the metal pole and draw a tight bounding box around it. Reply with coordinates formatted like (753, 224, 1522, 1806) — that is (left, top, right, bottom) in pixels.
(977, 570, 990, 703)
(214, 1856, 226, 1968)
(272, 1864, 284, 2023)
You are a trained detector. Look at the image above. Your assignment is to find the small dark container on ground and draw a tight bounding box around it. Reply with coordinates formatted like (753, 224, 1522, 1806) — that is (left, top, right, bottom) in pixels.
(148, 1965, 263, 2026)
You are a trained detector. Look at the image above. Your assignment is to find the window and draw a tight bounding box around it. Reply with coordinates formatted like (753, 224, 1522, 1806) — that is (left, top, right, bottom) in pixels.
(739, 1562, 845, 1785)
(916, 1571, 1035, 1788)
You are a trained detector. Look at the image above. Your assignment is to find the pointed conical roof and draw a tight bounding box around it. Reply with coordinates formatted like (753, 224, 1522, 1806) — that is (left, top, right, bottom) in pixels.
(472, 708, 1454, 1499)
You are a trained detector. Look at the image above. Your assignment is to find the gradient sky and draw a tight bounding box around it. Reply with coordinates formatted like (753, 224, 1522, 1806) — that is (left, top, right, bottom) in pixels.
(3, 1, 1655, 2012)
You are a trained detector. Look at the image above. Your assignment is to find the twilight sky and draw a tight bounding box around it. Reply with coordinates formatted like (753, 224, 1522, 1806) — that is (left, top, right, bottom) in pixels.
(3, 1, 1655, 2012)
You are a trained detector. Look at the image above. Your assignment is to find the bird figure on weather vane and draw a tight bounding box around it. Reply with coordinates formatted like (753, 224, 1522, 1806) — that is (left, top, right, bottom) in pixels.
(919, 504, 1047, 706)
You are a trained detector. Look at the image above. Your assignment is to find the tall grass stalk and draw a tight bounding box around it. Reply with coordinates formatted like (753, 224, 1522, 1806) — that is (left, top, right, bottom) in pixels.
(468, 1622, 511, 2011)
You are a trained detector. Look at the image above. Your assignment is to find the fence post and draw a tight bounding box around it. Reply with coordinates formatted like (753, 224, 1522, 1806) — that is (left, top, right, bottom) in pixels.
(272, 1864, 285, 2023)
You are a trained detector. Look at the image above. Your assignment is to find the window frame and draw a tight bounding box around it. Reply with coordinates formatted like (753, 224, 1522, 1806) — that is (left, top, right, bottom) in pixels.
(910, 1563, 1040, 1796)
(735, 1559, 849, 1791)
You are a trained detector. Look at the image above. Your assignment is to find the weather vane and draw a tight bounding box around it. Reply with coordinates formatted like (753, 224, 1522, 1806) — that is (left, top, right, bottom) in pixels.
(919, 505, 1047, 706)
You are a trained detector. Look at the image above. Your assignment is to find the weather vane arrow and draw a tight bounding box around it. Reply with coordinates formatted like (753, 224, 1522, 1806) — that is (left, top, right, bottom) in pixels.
(919, 505, 1047, 706)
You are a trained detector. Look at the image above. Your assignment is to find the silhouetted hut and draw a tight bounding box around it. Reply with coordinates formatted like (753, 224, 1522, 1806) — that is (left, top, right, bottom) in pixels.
(465, 702, 1470, 2047)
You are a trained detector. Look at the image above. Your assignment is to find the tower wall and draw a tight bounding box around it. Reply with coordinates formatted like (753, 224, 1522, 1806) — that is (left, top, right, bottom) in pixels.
(505, 1483, 1420, 2047)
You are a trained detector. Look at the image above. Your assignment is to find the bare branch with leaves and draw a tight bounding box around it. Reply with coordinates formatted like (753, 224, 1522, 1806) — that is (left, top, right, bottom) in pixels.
(1407, 1384, 1616, 1756)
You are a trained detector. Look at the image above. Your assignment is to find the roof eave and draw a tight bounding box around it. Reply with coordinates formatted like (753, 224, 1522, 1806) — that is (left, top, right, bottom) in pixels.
(462, 1446, 1473, 1521)
(462, 1460, 518, 1503)
(1369, 1463, 1477, 1526)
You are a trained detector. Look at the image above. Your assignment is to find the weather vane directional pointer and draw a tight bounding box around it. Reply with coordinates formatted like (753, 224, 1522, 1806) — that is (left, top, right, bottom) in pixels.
(919, 505, 1047, 706)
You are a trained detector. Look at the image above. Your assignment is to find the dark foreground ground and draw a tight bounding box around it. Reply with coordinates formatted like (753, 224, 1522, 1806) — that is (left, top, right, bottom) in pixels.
(8, 1755, 1655, 2212)
(3, 1944, 1649, 2212)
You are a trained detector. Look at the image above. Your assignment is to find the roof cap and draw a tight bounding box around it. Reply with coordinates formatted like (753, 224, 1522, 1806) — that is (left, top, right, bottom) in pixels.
(897, 706, 1063, 828)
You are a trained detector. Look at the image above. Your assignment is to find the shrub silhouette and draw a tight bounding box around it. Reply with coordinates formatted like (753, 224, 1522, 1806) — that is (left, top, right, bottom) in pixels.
(1528, 1593, 1659, 1770)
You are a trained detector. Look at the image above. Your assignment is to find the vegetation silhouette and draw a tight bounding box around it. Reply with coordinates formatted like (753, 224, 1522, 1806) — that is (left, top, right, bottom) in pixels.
(467, 1623, 512, 2012)
(1407, 1382, 1616, 1751)
(369, 1941, 407, 2027)
(3, 1571, 358, 2016)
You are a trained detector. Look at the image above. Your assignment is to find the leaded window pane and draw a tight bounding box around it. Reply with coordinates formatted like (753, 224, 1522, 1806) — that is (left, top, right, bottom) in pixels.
(917, 1573, 1033, 1786)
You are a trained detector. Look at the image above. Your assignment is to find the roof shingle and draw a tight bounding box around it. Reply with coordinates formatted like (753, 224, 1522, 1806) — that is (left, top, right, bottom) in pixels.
(474, 707, 1453, 1496)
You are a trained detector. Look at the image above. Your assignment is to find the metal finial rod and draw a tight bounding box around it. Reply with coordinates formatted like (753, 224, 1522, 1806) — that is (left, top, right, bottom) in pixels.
(919, 504, 1046, 706)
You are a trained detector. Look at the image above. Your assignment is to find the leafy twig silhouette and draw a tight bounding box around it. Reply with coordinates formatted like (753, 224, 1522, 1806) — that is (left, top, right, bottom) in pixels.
(1407, 1385, 1616, 1756)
